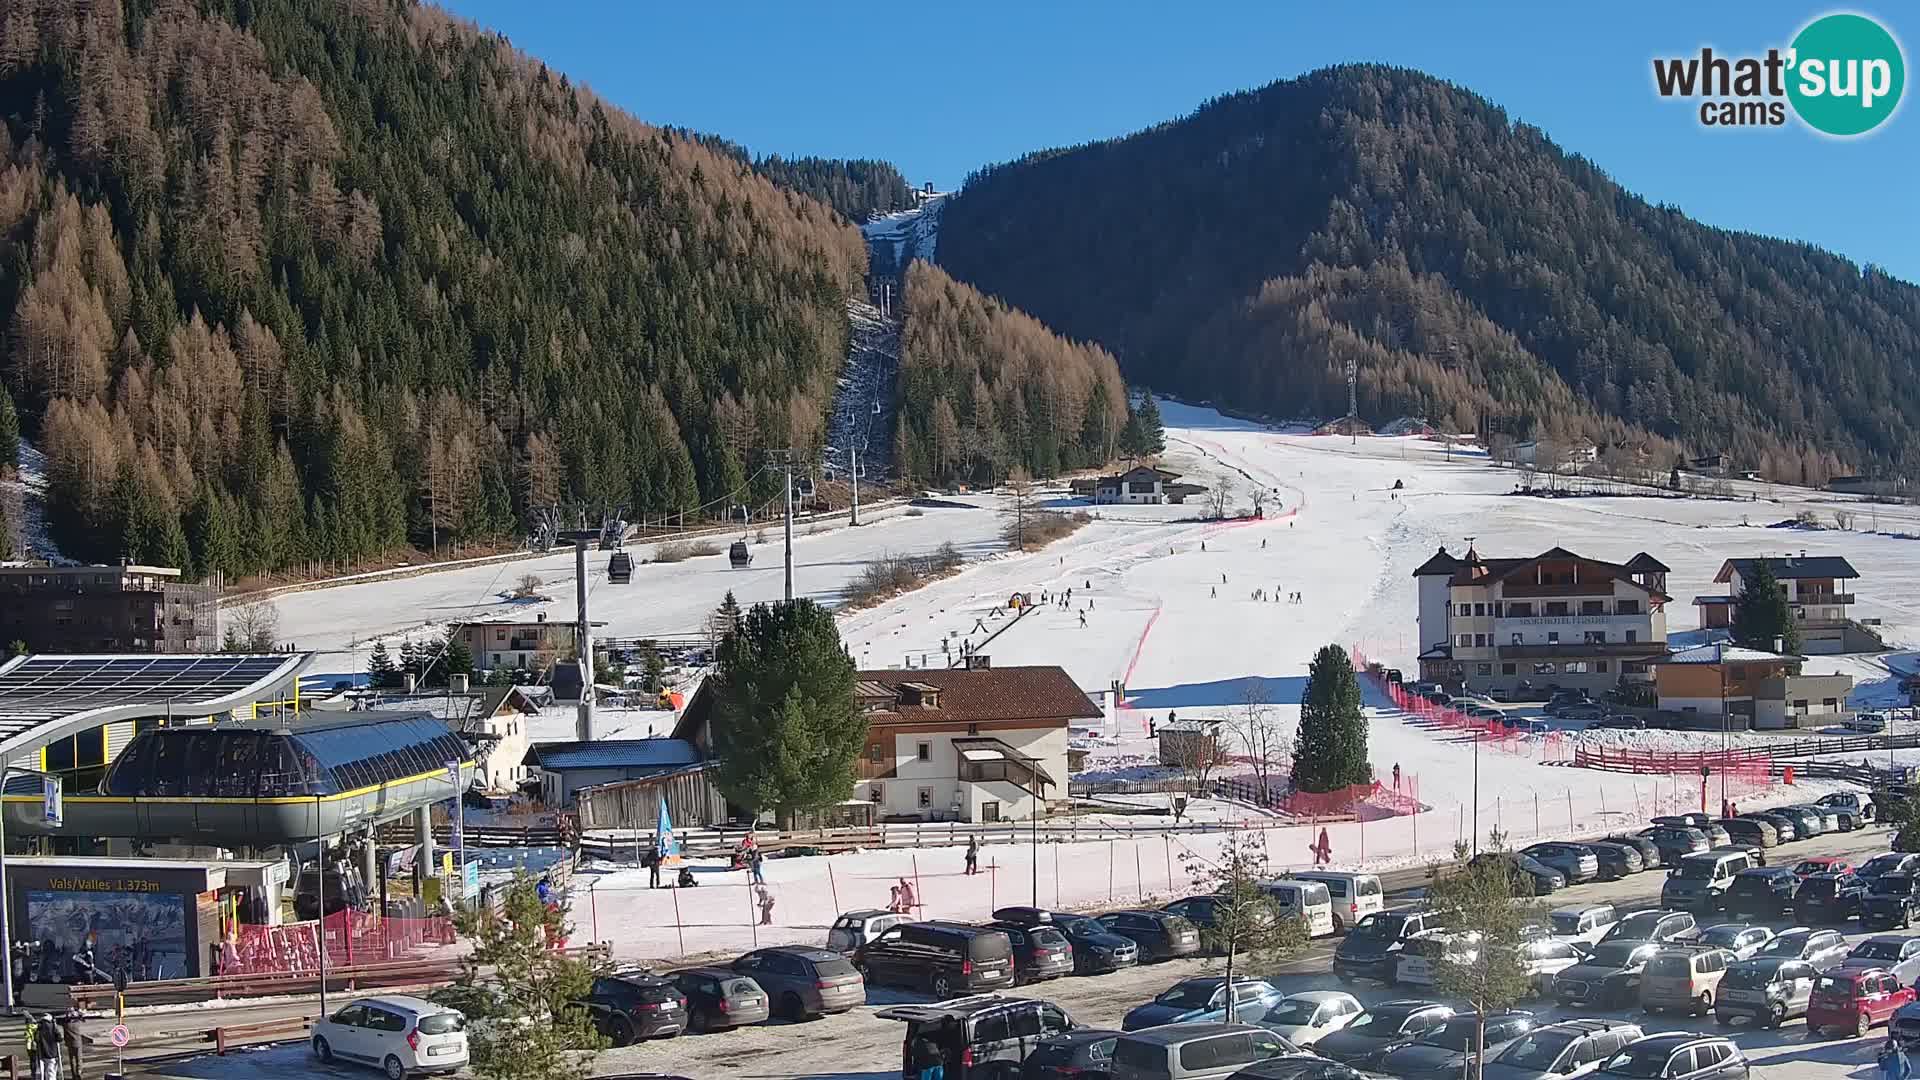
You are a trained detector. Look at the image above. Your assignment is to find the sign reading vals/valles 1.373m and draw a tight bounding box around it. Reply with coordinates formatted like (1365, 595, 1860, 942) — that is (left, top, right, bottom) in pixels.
(1653, 12, 1906, 135)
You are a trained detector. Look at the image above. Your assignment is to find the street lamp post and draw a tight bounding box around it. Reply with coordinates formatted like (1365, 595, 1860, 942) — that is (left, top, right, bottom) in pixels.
(1471, 727, 1480, 855)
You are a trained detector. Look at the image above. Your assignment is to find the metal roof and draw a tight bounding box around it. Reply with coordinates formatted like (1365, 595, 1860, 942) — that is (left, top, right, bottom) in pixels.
(1661, 644, 1803, 664)
(1719, 556, 1859, 581)
(523, 738, 704, 771)
(0, 653, 311, 754)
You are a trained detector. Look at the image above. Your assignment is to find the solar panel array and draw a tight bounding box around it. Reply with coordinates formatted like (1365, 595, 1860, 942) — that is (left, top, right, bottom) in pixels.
(0, 655, 297, 740)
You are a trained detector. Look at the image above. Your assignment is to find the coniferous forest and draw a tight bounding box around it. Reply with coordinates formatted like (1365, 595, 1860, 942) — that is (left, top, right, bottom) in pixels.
(0, 0, 869, 577)
(938, 65, 1920, 483)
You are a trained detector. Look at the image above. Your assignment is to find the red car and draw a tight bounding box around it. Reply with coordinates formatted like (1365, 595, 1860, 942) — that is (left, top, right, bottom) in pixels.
(1806, 966, 1915, 1037)
(1793, 857, 1853, 879)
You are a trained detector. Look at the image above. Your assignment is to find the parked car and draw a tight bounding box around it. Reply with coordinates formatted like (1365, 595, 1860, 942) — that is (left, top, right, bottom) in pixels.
(1725, 868, 1800, 920)
(1859, 853, 1920, 883)
(1713, 957, 1818, 1029)
(1893, 1000, 1920, 1051)
(1773, 806, 1825, 839)
(1394, 931, 1478, 988)
(1715, 817, 1776, 848)
(1024, 1028, 1123, 1080)
(1696, 924, 1773, 961)
(311, 995, 469, 1079)
(1595, 1034, 1747, 1079)
(1224, 1057, 1376, 1080)
(1258, 880, 1337, 937)
(1848, 713, 1890, 734)
(994, 909, 1139, 974)
(1098, 910, 1202, 962)
(1638, 826, 1710, 864)
(1546, 690, 1595, 716)
(1558, 702, 1606, 722)
(1604, 834, 1664, 871)
(1371, 1011, 1537, 1078)
(1162, 895, 1239, 949)
(1524, 843, 1600, 885)
(1757, 927, 1851, 971)
(1791, 856, 1852, 878)
(731, 945, 866, 1019)
(1333, 908, 1447, 983)
(1290, 872, 1385, 933)
(1742, 811, 1797, 844)
(1468, 852, 1564, 894)
(1864, 875, 1920, 930)
(855, 922, 1015, 999)
(669, 968, 768, 1033)
(1251, 992, 1362, 1048)
(985, 921, 1076, 984)
(1520, 936, 1589, 995)
(1655, 816, 1730, 847)
(575, 972, 688, 1045)
(877, 994, 1075, 1080)
(825, 909, 911, 954)
(1603, 909, 1699, 947)
(1661, 851, 1752, 912)
(1816, 790, 1877, 823)
(1553, 941, 1661, 1009)
(1793, 872, 1867, 924)
(1123, 977, 1286, 1031)
(1585, 842, 1644, 881)
(1591, 714, 1646, 730)
(1710, 842, 1765, 870)
(1468, 705, 1506, 724)
(1808, 966, 1917, 1037)
(1841, 936, 1920, 985)
(1639, 947, 1732, 1016)
(1311, 1000, 1454, 1066)
(1549, 904, 1619, 945)
(1110, 1023, 1295, 1080)
(1480, 1019, 1645, 1080)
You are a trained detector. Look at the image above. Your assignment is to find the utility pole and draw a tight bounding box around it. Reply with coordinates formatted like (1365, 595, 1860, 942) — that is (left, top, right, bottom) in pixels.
(769, 451, 796, 602)
(560, 529, 600, 740)
(1346, 356, 1358, 446)
(850, 444, 861, 527)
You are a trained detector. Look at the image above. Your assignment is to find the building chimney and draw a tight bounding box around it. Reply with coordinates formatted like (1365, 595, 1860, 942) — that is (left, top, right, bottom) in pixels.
(404, 672, 417, 693)
(536, 612, 546, 623)
(450, 673, 469, 694)
(1773, 636, 1783, 655)
(967, 654, 992, 670)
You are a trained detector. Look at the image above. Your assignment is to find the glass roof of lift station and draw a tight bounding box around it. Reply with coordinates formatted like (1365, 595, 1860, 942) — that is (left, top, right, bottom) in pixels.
(99, 713, 469, 799)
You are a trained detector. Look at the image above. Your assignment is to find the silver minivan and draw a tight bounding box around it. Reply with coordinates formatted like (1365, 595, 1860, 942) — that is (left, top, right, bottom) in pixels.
(1259, 880, 1336, 937)
(1714, 957, 1817, 1028)
(1293, 872, 1385, 933)
(1111, 1022, 1295, 1079)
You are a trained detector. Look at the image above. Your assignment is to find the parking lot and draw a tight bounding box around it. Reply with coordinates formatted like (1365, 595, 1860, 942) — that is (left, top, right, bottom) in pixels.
(591, 816, 1905, 1078)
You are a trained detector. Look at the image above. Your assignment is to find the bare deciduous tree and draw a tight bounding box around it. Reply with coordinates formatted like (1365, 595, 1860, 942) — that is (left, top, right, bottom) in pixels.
(513, 573, 545, 599)
(1163, 720, 1224, 795)
(1225, 682, 1293, 805)
(221, 599, 280, 652)
(1206, 475, 1238, 521)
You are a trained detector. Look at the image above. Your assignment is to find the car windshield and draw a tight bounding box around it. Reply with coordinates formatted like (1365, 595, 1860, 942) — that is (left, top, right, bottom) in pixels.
(1872, 875, 1913, 896)
(1263, 999, 1323, 1025)
(1800, 879, 1838, 899)
(1853, 941, 1902, 960)
(1155, 982, 1220, 1008)
(1603, 1044, 1679, 1078)
(1865, 856, 1907, 875)
(1794, 861, 1834, 875)
(1610, 913, 1661, 938)
(1764, 933, 1810, 956)
(1585, 942, 1647, 967)
(1731, 874, 1775, 893)
(1701, 926, 1746, 946)
(1549, 913, 1584, 935)
(1492, 1029, 1576, 1069)
(1418, 1018, 1482, 1051)
(1724, 960, 1785, 988)
(1349, 1009, 1414, 1035)
(1054, 915, 1098, 935)
(1354, 913, 1410, 938)
(1029, 927, 1068, 948)
(1674, 860, 1718, 880)
(1644, 954, 1692, 977)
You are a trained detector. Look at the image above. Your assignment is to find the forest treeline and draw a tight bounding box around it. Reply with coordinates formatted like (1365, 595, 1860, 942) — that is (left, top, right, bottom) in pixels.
(939, 64, 1918, 484)
(0, 0, 869, 578)
(669, 130, 917, 224)
(893, 260, 1128, 487)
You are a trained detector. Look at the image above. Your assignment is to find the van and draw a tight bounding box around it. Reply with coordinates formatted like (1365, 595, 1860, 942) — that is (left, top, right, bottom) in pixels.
(1110, 1022, 1294, 1080)
(1661, 852, 1751, 911)
(877, 994, 1075, 1079)
(1549, 904, 1619, 945)
(1259, 880, 1335, 937)
(854, 922, 1015, 999)
(1639, 947, 1731, 1016)
(1292, 872, 1384, 933)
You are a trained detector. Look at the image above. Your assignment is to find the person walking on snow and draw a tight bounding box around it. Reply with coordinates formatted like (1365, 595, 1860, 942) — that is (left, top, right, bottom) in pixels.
(756, 885, 776, 926)
(34, 1012, 60, 1080)
(1312, 828, 1333, 866)
(1392, 763, 1402, 792)
(965, 836, 979, 876)
(749, 847, 766, 885)
(897, 877, 917, 912)
(1880, 1038, 1911, 1080)
(1210, 586, 1216, 598)
(1079, 611, 1087, 628)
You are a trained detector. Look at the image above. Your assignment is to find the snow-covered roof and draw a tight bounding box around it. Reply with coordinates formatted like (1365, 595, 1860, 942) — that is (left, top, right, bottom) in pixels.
(1661, 644, 1803, 665)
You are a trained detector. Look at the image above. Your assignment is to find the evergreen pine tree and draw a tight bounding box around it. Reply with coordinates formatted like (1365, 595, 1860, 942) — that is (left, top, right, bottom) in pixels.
(399, 639, 419, 683)
(1292, 644, 1370, 792)
(444, 631, 475, 680)
(368, 640, 397, 688)
(1118, 405, 1145, 459)
(1731, 560, 1801, 654)
(708, 599, 865, 825)
(0, 388, 18, 469)
(0, 497, 12, 561)
(157, 512, 191, 573)
(1136, 392, 1166, 456)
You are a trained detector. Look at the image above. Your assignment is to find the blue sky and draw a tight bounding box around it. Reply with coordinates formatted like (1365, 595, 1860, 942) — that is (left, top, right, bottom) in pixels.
(442, 2, 1916, 283)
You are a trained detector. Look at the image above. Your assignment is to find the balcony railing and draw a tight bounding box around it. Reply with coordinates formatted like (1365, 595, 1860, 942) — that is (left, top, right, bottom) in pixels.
(1795, 593, 1855, 606)
(1499, 641, 1666, 659)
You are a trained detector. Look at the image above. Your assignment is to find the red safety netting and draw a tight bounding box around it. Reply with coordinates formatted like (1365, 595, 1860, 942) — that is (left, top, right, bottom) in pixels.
(1354, 646, 1578, 763)
(222, 911, 456, 976)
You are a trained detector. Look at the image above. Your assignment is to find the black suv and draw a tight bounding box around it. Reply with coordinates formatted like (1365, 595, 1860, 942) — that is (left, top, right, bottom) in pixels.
(1553, 940, 1661, 1009)
(1333, 909, 1447, 983)
(1094, 910, 1201, 962)
(1793, 872, 1866, 924)
(1725, 868, 1799, 920)
(992, 908, 1137, 974)
(876, 994, 1075, 1080)
(855, 922, 1014, 999)
(1863, 874, 1920, 930)
(577, 971, 688, 1044)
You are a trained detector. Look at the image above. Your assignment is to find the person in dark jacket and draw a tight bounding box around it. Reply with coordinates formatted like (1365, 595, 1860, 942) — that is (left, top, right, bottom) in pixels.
(62, 1012, 84, 1080)
(911, 1033, 945, 1080)
(964, 837, 979, 876)
(34, 1012, 61, 1079)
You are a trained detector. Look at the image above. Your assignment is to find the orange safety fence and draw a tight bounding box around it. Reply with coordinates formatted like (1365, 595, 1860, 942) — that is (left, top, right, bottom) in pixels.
(222, 911, 457, 976)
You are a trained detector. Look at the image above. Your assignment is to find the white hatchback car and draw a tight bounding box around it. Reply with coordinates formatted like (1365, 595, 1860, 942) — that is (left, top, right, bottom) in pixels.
(312, 995, 469, 1079)
(1255, 990, 1362, 1046)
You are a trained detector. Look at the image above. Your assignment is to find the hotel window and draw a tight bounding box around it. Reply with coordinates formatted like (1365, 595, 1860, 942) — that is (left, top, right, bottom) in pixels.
(1564, 661, 1589, 674)
(1474, 634, 1488, 647)
(1823, 698, 1839, 710)
(1625, 630, 1638, 643)
(1532, 662, 1558, 675)
(1457, 604, 1472, 617)
(1581, 601, 1605, 615)
(1547, 631, 1560, 644)
(1502, 664, 1517, 675)
(918, 788, 933, 808)
(869, 743, 884, 763)
(1476, 664, 1492, 676)
(1617, 600, 1640, 615)
(1511, 633, 1523, 646)
(1595, 661, 1610, 673)
(916, 742, 931, 761)
(1507, 603, 1533, 617)
(871, 784, 884, 804)
(495, 629, 507, 641)
(1584, 631, 1607, 644)
(1546, 602, 1570, 616)
(1457, 634, 1472, 647)
(1473, 603, 1486, 617)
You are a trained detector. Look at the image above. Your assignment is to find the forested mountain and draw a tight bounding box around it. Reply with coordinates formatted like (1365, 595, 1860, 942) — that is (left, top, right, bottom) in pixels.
(669, 130, 917, 223)
(0, 0, 868, 577)
(939, 65, 1920, 483)
(892, 260, 1127, 487)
